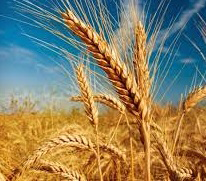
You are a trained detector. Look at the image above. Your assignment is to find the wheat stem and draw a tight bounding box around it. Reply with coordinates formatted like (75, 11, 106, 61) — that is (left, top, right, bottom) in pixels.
(75, 64, 103, 181)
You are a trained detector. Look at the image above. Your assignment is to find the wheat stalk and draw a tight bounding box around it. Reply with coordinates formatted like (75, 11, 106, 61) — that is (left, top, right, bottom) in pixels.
(8, 134, 95, 180)
(172, 85, 206, 153)
(75, 64, 103, 181)
(32, 160, 87, 181)
(71, 94, 125, 113)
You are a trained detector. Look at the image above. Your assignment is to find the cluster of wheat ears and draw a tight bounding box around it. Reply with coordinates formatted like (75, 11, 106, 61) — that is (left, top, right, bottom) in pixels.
(1, 0, 206, 180)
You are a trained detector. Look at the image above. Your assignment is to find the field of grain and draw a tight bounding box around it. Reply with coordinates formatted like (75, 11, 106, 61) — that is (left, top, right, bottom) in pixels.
(0, 0, 205, 180)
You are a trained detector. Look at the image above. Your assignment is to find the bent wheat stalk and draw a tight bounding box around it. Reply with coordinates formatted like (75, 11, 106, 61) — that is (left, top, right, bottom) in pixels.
(152, 131, 197, 181)
(172, 85, 206, 153)
(8, 134, 95, 180)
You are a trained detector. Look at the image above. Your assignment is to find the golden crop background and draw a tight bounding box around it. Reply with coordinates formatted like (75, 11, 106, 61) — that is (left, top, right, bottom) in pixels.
(0, 0, 205, 180)
(0, 95, 205, 180)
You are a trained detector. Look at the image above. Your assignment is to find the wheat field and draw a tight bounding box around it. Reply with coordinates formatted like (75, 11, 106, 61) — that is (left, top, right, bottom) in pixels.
(0, 0, 205, 180)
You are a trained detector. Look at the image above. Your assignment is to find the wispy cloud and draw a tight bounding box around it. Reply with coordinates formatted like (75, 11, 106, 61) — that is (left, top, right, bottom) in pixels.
(111, 0, 143, 51)
(161, 46, 181, 57)
(0, 44, 61, 74)
(36, 63, 62, 74)
(180, 58, 195, 64)
(152, 0, 205, 56)
(159, 0, 205, 41)
(0, 44, 38, 64)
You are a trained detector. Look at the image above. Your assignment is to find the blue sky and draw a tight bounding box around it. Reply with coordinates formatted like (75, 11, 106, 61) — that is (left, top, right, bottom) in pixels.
(0, 0, 205, 110)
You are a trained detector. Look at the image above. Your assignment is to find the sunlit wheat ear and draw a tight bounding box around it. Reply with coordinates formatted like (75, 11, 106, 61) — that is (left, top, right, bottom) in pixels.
(9, 134, 96, 180)
(32, 160, 87, 181)
(133, 21, 150, 98)
(75, 64, 98, 126)
(61, 10, 149, 120)
(183, 85, 206, 113)
(71, 94, 125, 114)
(152, 132, 197, 181)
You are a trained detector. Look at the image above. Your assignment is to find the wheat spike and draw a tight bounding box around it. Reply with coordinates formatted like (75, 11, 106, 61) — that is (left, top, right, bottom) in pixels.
(71, 94, 125, 113)
(133, 21, 150, 98)
(61, 11, 149, 120)
(32, 160, 87, 181)
(183, 85, 206, 113)
(76, 64, 98, 126)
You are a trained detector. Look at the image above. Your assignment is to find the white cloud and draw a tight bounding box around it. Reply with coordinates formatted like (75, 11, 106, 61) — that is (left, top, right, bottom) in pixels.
(180, 58, 195, 64)
(111, 0, 143, 52)
(161, 46, 181, 57)
(0, 44, 38, 64)
(170, 0, 205, 35)
(158, 0, 205, 42)
(36, 63, 61, 74)
(0, 44, 63, 75)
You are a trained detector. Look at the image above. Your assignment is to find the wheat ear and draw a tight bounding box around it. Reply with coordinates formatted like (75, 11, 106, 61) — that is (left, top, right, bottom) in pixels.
(183, 85, 206, 112)
(32, 160, 87, 181)
(61, 11, 149, 120)
(172, 85, 206, 153)
(75, 64, 103, 181)
(133, 21, 150, 98)
(8, 134, 95, 180)
(75, 64, 98, 126)
(71, 94, 125, 113)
